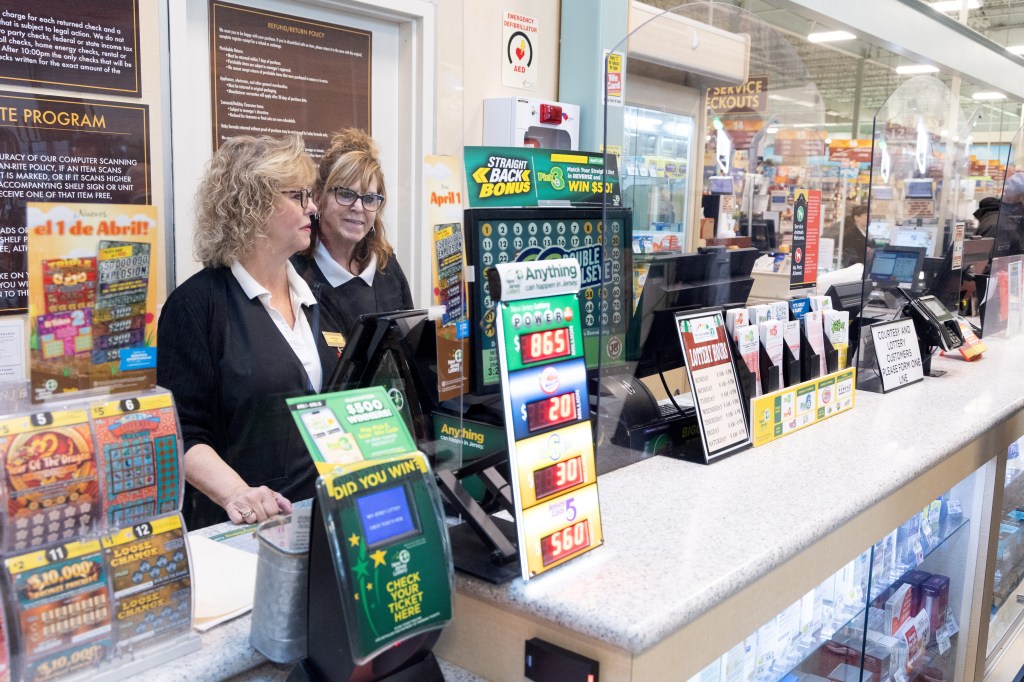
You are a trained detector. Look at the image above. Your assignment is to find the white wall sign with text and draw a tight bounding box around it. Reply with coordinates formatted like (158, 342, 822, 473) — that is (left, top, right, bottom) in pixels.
(502, 10, 537, 90)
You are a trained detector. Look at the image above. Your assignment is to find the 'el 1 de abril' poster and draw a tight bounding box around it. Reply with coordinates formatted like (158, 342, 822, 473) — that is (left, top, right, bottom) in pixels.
(209, 1, 371, 158)
(27, 202, 159, 403)
(0, 91, 150, 314)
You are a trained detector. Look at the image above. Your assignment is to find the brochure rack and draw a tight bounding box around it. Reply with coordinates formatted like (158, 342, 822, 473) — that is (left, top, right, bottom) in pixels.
(0, 388, 198, 681)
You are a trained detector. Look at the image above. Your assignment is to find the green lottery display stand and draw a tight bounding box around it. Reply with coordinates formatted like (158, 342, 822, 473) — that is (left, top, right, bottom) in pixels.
(286, 388, 453, 682)
(490, 258, 604, 581)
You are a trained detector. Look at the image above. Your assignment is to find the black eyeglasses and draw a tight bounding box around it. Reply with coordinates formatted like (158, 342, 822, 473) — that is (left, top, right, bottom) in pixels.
(280, 188, 313, 209)
(331, 186, 385, 211)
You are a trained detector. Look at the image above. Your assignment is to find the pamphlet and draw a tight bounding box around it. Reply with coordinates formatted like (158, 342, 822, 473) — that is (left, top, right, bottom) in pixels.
(769, 301, 789, 323)
(726, 308, 748, 337)
(823, 310, 850, 369)
(748, 304, 772, 325)
(809, 295, 833, 312)
(759, 320, 784, 368)
(783, 321, 801, 360)
(802, 311, 828, 376)
(735, 325, 761, 397)
(788, 297, 811, 320)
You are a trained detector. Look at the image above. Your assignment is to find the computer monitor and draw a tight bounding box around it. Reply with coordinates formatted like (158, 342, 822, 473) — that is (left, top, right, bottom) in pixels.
(869, 246, 926, 289)
(892, 224, 939, 257)
(905, 179, 935, 199)
(628, 248, 757, 366)
(708, 176, 734, 195)
(328, 309, 437, 445)
(872, 186, 894, 201)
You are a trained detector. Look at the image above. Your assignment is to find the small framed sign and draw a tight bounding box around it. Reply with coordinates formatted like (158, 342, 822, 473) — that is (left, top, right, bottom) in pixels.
(870, 318, 924, 393)
(675, 308, 751, 462)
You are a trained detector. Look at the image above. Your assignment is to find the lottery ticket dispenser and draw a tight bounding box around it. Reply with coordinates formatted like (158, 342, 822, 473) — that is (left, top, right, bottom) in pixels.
(288, 454, 452, 682)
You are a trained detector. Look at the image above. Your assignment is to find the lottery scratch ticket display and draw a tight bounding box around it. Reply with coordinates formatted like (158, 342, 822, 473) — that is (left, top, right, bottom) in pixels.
(91, 393, 182, 528)
(312, 453, 453, 665)
(102, 515, 191, 652)
(491, 259, 604, 580)
(42, 258, 97, 315)
(0, 409, 100, 553)
(4, 514, 195, 680)
(5, 540, 113, 681)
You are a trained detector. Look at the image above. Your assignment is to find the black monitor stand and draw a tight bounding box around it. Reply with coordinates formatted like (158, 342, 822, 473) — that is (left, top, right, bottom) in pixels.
(435, 452, 520, 584)
(288, 498, 445, 682)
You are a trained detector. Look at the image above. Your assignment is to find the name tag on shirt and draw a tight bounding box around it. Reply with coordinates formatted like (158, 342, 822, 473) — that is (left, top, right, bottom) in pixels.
(322, 331, 347, 351)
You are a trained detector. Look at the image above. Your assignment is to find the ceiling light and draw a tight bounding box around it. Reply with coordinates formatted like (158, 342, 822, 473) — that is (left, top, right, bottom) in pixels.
(972, 91, 1007, 100)
(807, 30, 856, 43)
(1006, 45, 1024, 55)
(928, 0, 981, 12)
(896, 64, 940, 75)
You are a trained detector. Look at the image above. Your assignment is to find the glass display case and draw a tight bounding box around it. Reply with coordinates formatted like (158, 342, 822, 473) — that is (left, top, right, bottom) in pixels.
(689, 464, 988, 682)
(621, 105, 693, 241)
(986, 434, 1024, 669)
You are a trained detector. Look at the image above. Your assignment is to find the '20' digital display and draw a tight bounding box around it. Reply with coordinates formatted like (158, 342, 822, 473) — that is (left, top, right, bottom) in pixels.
(540, 519, 591, 566)
(533, 455, 585, 500)
(520, 327, 571, 364)
(525, 392, 579, 433)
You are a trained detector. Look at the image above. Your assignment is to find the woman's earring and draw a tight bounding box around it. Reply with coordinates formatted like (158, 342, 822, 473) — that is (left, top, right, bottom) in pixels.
(368, 225, 377, 238)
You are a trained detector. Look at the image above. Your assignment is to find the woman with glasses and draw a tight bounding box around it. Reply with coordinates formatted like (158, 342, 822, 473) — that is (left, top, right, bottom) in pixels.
(293, 129, 414, 338)
(158, 135, 338, 528)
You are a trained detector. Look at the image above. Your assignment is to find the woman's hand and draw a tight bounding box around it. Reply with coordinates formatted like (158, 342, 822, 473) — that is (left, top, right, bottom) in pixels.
(222, 485, 293, 524)
(183, 444, 295, 525)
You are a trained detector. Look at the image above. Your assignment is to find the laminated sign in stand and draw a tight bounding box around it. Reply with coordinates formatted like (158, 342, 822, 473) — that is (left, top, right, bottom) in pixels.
(286, 389, 453, 682)
(490, 258, 604, 580)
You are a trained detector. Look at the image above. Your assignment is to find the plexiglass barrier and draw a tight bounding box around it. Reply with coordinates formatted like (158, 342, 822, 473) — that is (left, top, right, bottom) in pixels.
(855, 76, 972, 391)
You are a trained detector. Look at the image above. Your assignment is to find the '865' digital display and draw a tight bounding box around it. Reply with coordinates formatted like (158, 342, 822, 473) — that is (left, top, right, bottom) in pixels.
(525, 392, 579, 433)
(520, 327, 571, 364)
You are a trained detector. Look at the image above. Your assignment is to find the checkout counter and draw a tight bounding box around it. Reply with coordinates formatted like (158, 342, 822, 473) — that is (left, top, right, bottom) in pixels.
(160, 331, 1024, 681)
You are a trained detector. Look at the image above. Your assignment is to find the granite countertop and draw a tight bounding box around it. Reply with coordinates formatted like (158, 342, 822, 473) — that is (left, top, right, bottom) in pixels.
(453, 336, 1024, 655)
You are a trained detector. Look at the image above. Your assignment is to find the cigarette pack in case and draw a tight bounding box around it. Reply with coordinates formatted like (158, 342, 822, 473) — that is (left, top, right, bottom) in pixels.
(894, 609, 930, 670)
(901, 570, 932, 614)
(884, 583, 913, 636)
(922, 574, 949, 634)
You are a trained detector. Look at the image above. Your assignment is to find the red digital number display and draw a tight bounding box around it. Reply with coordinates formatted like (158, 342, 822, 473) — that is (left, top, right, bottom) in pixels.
(533, 455, 585, 500)
(525, 392, 579, 433)
(540, 519, 591, 566)
(521, 327, 571, 364)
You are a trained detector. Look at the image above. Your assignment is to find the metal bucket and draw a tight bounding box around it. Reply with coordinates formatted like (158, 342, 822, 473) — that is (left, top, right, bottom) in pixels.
(250, 509, 311, 663)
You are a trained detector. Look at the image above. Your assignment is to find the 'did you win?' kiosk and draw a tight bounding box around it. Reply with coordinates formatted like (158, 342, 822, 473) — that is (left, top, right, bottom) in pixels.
(283, 386, 454, 682)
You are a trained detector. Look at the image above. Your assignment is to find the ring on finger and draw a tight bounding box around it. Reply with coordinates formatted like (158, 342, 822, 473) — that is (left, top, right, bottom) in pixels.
(236, 507, 255, 519)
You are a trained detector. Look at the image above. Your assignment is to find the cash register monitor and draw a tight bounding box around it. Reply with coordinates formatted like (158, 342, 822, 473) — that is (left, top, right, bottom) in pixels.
(750, 219, 777, 251)
(905, 179, 935, 199)
(869, 246, 926, 289)
(327, 309, 436, 445)
(708, 176, 734, 195)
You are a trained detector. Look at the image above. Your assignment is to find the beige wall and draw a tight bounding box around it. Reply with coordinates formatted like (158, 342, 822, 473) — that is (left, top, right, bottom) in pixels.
(436, 0, 562, 156)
